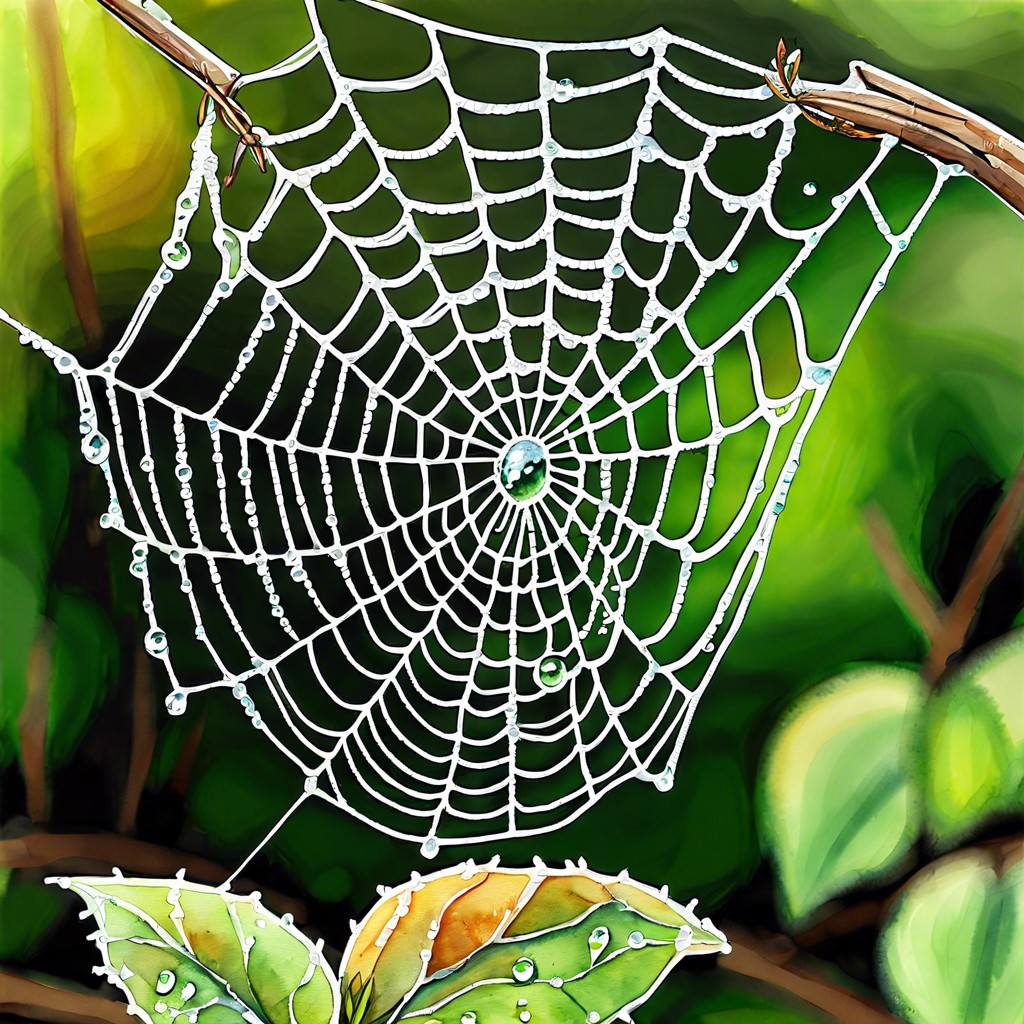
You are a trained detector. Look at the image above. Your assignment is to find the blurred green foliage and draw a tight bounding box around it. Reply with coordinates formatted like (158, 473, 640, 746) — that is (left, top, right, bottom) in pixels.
(0, 1, 1021, 1021)
(879, 847, 1023, 1024)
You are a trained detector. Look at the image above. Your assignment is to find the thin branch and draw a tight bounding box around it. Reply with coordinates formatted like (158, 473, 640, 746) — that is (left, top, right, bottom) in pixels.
(768, 40, 1024, 217)
(117, 641, 158, 835)
(722, 925, 901, 1024)
(794, 898, 886, 950)
(863, 504, 944, 644)
(0, 832, 306, 921)
(18, 621, 55, 824)
(923, 459, 1024, 681)
(27, 0, 103, 348)
(0, 972, 126, 1024)
(167, 710, 208, 796)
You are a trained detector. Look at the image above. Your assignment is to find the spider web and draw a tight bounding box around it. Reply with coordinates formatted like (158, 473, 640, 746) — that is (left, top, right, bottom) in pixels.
(1, 0, 951, 855)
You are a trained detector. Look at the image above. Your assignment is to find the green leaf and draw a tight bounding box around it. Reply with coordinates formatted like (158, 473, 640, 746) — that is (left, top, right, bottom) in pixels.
(758, 666, 926, 923)
(925, 631, 1024, 845)
(52, 875, 339, 1024)
(878, 847, 1023, 1024)
(340, 861, 728, 1024)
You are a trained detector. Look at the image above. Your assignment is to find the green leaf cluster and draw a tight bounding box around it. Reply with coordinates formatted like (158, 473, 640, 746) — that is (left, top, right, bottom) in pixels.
(758, 633, 1024, 1022)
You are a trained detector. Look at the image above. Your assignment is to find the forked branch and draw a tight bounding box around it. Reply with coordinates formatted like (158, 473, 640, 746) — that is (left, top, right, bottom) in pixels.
(767, 39, 1024, 216)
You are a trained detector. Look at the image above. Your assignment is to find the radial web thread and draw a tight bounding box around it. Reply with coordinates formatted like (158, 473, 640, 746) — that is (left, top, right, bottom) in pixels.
(0, 0, 951, 855)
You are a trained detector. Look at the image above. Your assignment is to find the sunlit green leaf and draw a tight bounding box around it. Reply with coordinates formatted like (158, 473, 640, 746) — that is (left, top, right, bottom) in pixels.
(879, 847, 1023, 1024)
(758, 666, 926, 923)
(53, 875, 339, 1024)
(925, 631, 1024, 845)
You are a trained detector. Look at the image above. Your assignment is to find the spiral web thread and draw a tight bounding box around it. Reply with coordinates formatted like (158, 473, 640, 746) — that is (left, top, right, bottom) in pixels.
(0, 0, 950, 856)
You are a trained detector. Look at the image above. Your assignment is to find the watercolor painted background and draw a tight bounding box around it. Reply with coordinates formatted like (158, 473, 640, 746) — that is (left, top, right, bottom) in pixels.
(0, 1, 1021, 1022)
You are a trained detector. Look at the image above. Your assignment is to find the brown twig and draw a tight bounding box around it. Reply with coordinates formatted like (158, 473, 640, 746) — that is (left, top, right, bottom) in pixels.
(722, 925, 901, 1024)
(26, 0, 104, 349)
(166, 710, 208, 795)
(923, 460, 1024, 680)
(793, 898, 887, 950)
(864, 459, 1024, 684)
(0, 971, 126, 1024)
(117, 642, 158, 835)
(0, 832, 306, 921)
(863, 504, 944, 645)
(767, 40, 1024, 217)
(18, 622, 55, 824)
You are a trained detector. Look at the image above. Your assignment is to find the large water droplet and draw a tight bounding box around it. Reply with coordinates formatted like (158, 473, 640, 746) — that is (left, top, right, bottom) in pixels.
(511, 957, 536, 984)
(145, 628, 168, 655)
(180, 983, 196, 1001)
(588, 925, 610, 963)
(499, 439, 547, 502)
(460, 1014, 477, 1024)
(163, 241, 190, 266)
(536, 657, 566, 690)
(155, 970, 175, 995)
(628, 930, 646, 948)
(82, 431, 109, 465)
(802, 181, 817, 196)
(166, 691, 187, 716)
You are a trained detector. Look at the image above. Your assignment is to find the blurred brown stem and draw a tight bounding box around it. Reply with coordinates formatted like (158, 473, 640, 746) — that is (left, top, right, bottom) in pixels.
(0, 831, 306, 921)
(26, 0, 103, 349)
(922, 460, 1024, 680)
(0, 971, 126, 1024)
(117, 641, 157, 835)
(722, 925, 900, 1023)
(865, 458, 1024, 683)
(18, 622, 55, 824)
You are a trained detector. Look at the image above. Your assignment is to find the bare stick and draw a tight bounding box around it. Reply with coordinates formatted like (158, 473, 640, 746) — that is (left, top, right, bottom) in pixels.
(117, 641, 158, 835)
(863, 504, 944, 645)
(722, 925, 901, 1024)
(18, 621, 55, 823)
(768, 40, 1024, 217)
(0, 972, 126, 1024)
(0, 832, 306, 921)
(923, 459, 1024, 680)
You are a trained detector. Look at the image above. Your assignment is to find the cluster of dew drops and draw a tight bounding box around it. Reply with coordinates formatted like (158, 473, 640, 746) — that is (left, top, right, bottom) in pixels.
(428, 921, 694, 1024)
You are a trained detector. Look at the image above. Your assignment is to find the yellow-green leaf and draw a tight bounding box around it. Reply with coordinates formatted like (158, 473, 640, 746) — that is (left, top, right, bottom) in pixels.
(925, 631, 1024, 845)
(879, 847, 1023, 1024)
(51, 875, 338, 1024)
(758, 666, 926, 924)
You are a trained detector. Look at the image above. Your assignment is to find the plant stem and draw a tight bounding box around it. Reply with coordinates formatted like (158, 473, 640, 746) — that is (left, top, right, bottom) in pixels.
(0, 831, 306, 921)
(922, 459, 1024, 681)
(18, 622, 55, 824)
(26, 0, 104, 349)
(117, 641, 157, 835)
(722, 925, 901, 1024)
(863, 504, 944, 645)
(864, 458, 1024, 684)
(0, 971, 126, 1024)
